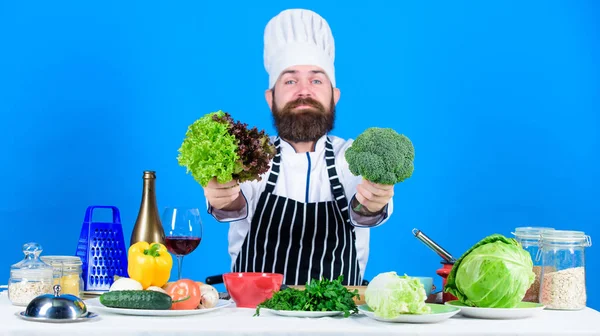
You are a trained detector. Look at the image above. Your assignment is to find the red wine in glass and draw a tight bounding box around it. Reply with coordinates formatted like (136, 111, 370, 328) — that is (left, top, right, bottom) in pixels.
(165, 236, 201, 255)
(162, 207, 203, 280)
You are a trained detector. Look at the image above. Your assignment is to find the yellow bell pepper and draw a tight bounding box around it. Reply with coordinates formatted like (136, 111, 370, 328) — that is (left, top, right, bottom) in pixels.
(127, 241, 173, 289)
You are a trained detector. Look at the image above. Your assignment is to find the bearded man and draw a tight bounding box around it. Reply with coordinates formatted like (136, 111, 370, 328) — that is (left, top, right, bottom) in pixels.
(203, 9, 395, 286)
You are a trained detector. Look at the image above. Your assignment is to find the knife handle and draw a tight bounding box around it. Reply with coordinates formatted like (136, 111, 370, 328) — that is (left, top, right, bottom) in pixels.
(205, 275, 224, 285)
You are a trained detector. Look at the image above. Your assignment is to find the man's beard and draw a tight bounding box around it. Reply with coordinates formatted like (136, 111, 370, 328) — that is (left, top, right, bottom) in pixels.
(271, 96, 335, 143)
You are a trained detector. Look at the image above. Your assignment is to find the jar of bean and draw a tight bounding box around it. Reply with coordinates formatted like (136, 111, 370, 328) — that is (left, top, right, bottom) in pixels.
(41, 256, 84, 298)
(513, 227, 555, 302)
(538, 230, 592, 310)
(7, 242, 54, 306)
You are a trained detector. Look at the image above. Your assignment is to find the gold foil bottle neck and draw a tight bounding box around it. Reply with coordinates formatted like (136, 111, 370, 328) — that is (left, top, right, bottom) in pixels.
(143, 170, 156, 179)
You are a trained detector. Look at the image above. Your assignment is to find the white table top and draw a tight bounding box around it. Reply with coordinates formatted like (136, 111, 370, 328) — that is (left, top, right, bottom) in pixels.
(1, 292, 599, 336)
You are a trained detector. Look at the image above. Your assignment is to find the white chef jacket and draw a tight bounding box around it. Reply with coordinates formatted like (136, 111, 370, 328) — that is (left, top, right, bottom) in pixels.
(208, 134, 394, 278)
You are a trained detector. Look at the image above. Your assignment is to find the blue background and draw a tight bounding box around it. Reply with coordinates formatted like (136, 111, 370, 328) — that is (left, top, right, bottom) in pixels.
(1, 1, 598, 308)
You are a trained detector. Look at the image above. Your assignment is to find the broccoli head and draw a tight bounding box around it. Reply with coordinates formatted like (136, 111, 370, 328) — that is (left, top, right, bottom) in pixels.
(345, 127, 415, 185)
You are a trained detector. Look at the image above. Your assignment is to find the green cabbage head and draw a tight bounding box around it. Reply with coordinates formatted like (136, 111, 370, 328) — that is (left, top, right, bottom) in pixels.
(365, 272, 431, 318)
(444, 234, 536, 308)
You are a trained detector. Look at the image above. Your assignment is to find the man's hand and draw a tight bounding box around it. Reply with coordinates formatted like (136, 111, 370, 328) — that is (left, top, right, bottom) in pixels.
(204, 177, 244, 211)
(354, 180, 394, 214)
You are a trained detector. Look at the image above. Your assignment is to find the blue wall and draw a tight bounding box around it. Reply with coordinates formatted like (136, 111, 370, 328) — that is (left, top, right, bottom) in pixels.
(1, 1, 598, 308)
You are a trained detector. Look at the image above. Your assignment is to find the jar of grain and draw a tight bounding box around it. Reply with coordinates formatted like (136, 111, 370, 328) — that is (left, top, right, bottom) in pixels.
(512, 227, 555, 302)
(538, 230, 592, 310)
(40, 256, 84, 298)
(7, 242, 54, 306)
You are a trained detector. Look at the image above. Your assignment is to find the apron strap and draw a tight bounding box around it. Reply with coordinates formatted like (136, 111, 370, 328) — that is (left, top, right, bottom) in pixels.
(264, 137, 282, 194)
(325, 137, 351, 224)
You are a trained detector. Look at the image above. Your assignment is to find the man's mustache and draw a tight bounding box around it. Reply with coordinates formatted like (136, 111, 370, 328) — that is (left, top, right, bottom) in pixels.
(284, 97, 325, 111)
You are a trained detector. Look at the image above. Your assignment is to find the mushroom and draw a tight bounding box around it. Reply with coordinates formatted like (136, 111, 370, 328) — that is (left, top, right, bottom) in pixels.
(198, 284, 219, 309)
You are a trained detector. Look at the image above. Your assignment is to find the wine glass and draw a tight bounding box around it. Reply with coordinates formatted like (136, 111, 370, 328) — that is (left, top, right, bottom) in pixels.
(162, 207, 203, 280)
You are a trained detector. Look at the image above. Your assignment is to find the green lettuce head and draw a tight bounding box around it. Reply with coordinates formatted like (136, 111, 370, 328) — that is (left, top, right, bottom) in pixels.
(177, 110, 275, 187)
(177, 111, 240, 187)
(365, 272, 431, 318)
(444, 234, 535, 308)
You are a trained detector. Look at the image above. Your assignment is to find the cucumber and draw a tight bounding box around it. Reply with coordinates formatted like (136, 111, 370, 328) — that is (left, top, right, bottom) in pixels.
(99, 290, 172, 310)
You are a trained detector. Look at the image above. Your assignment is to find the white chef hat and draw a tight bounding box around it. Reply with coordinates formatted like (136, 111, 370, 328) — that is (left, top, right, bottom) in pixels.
(264, 9, 336, 89)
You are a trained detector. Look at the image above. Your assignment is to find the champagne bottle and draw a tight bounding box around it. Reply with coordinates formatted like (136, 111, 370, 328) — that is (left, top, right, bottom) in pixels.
(130, 170, 165, 246)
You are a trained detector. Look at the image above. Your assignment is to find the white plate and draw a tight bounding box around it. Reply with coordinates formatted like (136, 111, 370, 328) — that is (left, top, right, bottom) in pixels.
(85, 298, 233, 316)
(258, 308, 344, 318)
(444, 300, 545, 319)
(358, 303, 460, 323)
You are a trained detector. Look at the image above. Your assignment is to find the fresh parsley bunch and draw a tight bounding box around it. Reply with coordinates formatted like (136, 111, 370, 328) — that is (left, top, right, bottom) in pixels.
(177, 111, 276, 187)
(255, 276, 360, 318)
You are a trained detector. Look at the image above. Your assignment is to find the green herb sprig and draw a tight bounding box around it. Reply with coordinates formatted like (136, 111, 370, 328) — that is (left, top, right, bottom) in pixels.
(254, 276, 360, 318)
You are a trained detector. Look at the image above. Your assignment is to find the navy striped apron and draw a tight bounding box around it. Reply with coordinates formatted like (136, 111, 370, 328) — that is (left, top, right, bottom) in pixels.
(232, 137, 362, 286)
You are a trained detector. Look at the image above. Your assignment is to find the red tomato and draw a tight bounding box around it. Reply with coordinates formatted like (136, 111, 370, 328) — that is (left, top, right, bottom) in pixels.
(165, 279, 201, 310)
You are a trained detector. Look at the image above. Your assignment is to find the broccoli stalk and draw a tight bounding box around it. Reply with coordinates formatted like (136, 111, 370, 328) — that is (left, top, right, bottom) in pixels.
(345, 127, 415, 212)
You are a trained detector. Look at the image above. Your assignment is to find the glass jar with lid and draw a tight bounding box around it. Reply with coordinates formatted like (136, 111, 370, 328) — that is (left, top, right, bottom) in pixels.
(8, 242, 54, 306)
(512, 227, 555, 302)
(40, 256, 84, 298)
(537, 229, 592, 310)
